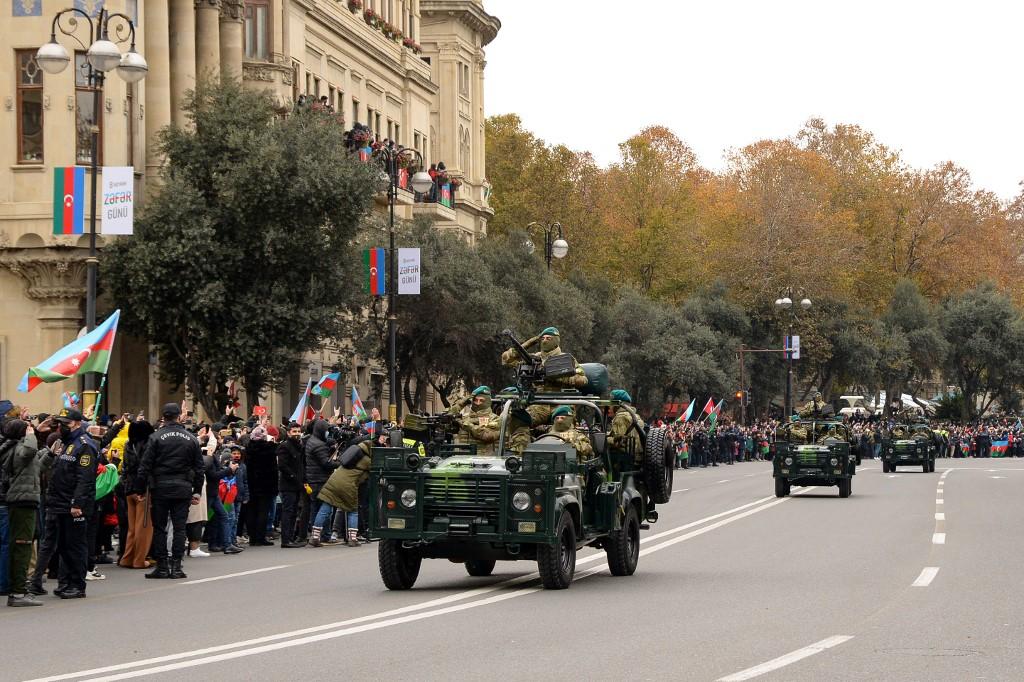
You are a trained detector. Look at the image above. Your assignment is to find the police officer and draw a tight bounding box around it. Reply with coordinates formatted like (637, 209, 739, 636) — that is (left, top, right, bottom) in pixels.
(608, 389, 644, 464)
(134, 402, 205, 580)
(45, 408, 97, 599)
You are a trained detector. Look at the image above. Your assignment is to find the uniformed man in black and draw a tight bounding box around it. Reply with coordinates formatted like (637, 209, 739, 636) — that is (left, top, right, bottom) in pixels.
(135, 402, 204, 579)
(46, 408, 98, 599)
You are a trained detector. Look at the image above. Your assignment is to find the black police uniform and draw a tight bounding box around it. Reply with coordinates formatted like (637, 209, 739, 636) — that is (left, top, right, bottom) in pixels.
(135, 420, 204, 565)
(45, 424, 98, 595)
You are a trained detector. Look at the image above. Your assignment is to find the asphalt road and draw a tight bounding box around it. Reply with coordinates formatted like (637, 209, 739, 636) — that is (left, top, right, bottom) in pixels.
(5, 458, 1022, 681)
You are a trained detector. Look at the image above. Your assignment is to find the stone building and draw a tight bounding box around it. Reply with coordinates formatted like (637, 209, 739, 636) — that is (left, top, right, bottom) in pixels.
(0, 0, 499, 418)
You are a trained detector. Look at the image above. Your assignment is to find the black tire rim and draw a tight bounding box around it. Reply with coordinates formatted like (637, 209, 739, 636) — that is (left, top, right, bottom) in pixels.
(559, 526, 574, 576)
(627, 515, 639, 563)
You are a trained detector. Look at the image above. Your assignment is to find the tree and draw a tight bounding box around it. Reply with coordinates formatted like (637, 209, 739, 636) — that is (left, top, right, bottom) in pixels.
(103, 79, 377, 416)
(877, 280, 947, 414)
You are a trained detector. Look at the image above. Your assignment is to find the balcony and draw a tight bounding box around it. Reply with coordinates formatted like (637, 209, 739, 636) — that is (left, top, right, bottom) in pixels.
(241, 61, 295, 112)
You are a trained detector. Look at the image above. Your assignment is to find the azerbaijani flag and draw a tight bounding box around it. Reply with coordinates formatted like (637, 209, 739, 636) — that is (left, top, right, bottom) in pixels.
(53, 166, 86, 235)
(359, 146, 372, 162)
(289, 379, 316, 426)
(363, 248, 386, 295)
(62, 391, 81, 409)
(311, 372, 340, 398)
(676, 401, 694, 423)
(440, 183, 452, 207)
(992, 440, 1009, 457)
(18, 310, 120, 392)
(352, 386, 369, 422)
(707, 399, 725, 428)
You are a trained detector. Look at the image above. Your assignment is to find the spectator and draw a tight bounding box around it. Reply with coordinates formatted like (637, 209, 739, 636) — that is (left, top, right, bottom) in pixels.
(118, 419, 154, 569)
(244, 425, 279, 546)
(276, 422, 306, 547)
(2, 419, 45, 606)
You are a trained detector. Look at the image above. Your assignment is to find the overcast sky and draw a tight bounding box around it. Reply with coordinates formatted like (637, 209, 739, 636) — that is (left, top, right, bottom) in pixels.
(484, 0, 1023, 200)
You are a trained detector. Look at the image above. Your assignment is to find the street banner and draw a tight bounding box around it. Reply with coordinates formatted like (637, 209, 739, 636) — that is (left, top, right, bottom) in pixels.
(398, 248, 421, 295)
(100, 166, 134, 235)
(785, 335, 801, 360)
(18, 310, 120, 392)
(363, 247, 386, 295)
(52, 166, 86, 235)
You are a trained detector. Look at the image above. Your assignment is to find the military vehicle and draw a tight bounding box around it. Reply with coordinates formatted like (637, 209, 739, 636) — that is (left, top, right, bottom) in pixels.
(367, 332, 675, 591)
(772, 419, 857, 498)
(881, 422, 937, 473)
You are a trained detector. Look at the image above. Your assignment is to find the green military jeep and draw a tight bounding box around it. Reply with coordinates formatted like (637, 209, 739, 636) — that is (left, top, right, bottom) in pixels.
(881, 422, 937, 473)
(368, 393, 675, 590)
(773, 419, 857, 498)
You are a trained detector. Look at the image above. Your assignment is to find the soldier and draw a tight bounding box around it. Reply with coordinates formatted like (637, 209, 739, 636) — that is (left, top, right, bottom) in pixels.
(446, 385, 500, 456)
(799, 391, 828, 418)
(547, 405, 594, 460)
(608, 389, 645, 464)
(496, 387, 532, 455)
(44, 408, 98, 599)
(501, 327, 587, 425)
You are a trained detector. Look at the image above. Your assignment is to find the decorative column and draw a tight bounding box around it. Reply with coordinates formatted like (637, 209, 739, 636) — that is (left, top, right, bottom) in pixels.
(195, 0, 223, 81)
(145, 0, 173, 186)
(219, 1, 244, 78)
(169, 0, 197, 127)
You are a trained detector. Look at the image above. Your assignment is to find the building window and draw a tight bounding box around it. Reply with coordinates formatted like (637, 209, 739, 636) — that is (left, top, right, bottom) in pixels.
(352, 99, 360, 125)
(74, 52, 102, 165)
(16, 50, 44, 164)
(375, 111, 382, 137)
(367, 107, 375, 135)
(394, 123, 400, 145)
(244, 0, 270, 60)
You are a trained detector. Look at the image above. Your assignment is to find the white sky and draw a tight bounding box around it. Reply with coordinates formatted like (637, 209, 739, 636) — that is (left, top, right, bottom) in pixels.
(484, 0, 1023, 200)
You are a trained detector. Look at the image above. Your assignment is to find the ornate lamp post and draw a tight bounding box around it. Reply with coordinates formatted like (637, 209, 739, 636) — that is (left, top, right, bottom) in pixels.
(375, 146, 432, 422)
(774, 288, 812, 419)
(36, 7, 147, 390)
(524, 221, 568, 271)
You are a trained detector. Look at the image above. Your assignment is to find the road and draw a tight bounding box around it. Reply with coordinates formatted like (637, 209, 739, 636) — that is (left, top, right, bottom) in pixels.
(5, 458, 1023, 681)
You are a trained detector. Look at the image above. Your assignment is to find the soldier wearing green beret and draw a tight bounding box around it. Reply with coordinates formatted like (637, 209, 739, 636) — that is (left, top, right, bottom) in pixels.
(446, 385, 500, 456)
(608, 389, 645, 464)
(501, 327, 588, 426)
(546, 405, 594, 460)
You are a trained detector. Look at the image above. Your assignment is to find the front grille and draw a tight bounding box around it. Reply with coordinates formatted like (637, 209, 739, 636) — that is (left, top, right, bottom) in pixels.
(795, 450, 828, 465)
(423, 476, 502, 526)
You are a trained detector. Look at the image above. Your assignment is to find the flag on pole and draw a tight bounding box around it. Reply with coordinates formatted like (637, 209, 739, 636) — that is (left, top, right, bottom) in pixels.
(707, 399, 725, 428)
(18, 310, 120, 392)
(701, 397, 715, 417)
(676, 401, 695, 423)
(53, 166, 86, 235)
(311, 372, 341, 398)
(363, 248, 386, 295)
(62, 391, 80, 409)
(289, 379, 316, 426)
(352, 386, 369, 422)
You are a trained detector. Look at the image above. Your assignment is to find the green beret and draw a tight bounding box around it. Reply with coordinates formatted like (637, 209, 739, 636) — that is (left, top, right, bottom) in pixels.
(611, 389, 632, 403)
(501, 386, 519, 394)
(540, 327, 560, 337)
(472, 385, 491, 397)
(551, 405, 574, 419)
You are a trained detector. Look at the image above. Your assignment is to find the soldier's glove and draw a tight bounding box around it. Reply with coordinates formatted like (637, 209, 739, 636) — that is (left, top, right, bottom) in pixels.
(522, 335, 540, 349)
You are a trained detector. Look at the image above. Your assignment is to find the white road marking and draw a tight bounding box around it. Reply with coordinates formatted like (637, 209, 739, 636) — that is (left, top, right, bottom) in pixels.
(990, 476, 1006, 479)
(936, 499, 944, 505)
(672, 488, 690, 493)
(182, 566, 290, 585)
(935, 513, 945, 521)
(30, 495, 797, 682)
(887, 475, 899, 478)
(933, 533, 946, 545)
(718, 635, 854, 681)
(717, 480, 730, 483)
(912, 567, 940, 587)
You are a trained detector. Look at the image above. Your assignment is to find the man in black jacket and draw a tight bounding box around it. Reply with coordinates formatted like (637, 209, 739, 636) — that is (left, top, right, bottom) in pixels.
(304, 420, 339, 536)
(277, 422, 306, 547)
(134, 403, 204, 579)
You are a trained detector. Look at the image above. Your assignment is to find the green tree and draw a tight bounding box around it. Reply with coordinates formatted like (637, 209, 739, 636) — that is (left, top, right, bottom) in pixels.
(103, 79, 377, 416)
(876, 280, 947, 414)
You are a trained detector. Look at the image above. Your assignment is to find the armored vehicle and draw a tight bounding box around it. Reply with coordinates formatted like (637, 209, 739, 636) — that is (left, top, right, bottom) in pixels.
(881, 422, 937, 473)
(368, 333, 675, 591)
(773, 419, 857, 498)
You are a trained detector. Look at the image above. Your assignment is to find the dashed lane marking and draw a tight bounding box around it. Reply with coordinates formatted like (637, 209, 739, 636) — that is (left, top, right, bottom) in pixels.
(912, 567, 940, 587)
(718, 635, 854, 681)
(933, 533, 946, 545)
(935, 513, 945, 521)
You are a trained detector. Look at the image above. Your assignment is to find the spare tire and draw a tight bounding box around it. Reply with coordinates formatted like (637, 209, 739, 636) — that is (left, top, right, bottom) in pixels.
(644, 426, 673, 504)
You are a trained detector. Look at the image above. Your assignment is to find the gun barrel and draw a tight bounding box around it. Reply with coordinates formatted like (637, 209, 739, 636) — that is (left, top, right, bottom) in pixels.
(503, 331, 538, 366)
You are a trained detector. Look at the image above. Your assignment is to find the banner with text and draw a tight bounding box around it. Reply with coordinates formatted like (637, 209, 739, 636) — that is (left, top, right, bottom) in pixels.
(398, 247, 421, 295)
(100, 166, 134, 235)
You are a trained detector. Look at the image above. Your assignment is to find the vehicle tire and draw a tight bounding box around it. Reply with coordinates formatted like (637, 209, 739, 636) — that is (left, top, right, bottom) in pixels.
(605, 504, 640, 577)
(922, 462, 929, 474)
(882, 461, 890, 473)
(775, 477, 789, 498)
(838, 477, 851, 498)
(928, 460, 936, 473)
(537, 510, 576, 589)
(644, 427, 673, 504)
(378, 539, 422, 590)
(465, 559, 496, 577)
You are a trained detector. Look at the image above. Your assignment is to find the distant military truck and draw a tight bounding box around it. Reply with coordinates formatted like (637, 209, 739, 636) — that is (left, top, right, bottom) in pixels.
(773, 419, 857, 498)
(881, 422, 937, 473)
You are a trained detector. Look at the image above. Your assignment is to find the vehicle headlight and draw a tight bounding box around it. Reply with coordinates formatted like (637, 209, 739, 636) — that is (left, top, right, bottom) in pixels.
(888, 448, 894, 454)
(399, 489, 417, 508)
(830, 457, 838, 466)
(784, 456, 793, 466)
(512, 491, 531, 511)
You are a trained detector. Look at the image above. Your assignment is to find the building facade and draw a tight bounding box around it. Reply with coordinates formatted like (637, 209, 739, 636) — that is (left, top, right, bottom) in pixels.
(0, 0, 498, 418)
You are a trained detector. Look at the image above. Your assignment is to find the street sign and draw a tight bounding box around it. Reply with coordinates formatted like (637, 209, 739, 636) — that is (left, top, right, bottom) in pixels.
(100, 166, 134, 235)
(397, 248, 421, 294)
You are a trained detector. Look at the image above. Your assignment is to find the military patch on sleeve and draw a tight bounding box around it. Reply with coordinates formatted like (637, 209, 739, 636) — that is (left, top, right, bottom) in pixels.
(79, 453, 91, 468)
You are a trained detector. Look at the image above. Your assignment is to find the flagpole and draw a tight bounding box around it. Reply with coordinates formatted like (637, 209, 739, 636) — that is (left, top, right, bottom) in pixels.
(93, 374, 107, 420)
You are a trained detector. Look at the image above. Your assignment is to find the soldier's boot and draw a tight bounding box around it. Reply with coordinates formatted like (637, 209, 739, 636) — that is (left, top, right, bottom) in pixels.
(145, 559, 171, 579)
(309, 526, 322, 547)
(168, 559, 187, 580)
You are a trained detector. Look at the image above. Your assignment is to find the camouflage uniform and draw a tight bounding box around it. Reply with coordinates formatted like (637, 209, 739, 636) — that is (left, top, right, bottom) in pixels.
(548, 406, 594, 460)
(447, 387, 500, 456)
(501, 327, 587, 426)
(798, 392, 827, 418)
(608, 389, 645, 464)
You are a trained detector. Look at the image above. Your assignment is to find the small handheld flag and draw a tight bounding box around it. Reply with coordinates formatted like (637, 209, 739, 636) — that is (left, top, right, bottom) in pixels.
(53, 166, 86, 235)
(62, 391, 81, 409)
(311, 372, 341, 398)
(352, 386, 369, 422)
(18, 310, 120, 392)
(289, 379, 316, 426)
(363, 248, 386, 296)
(677, 400, 695, 423)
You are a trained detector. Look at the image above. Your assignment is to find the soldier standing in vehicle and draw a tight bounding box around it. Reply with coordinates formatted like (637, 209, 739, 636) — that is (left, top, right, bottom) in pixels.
(547, 406, 594, 459)
(799, 391, 828, 418)
(501, 327, 587, 425)
(446, 385, 500, 456)
(608, 389, 644, 463)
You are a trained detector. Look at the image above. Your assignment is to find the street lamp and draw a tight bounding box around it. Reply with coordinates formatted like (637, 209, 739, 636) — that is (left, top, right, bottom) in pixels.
(375, 146, 431, 423)
(37, 7, 147, 391)
(774, 287, 811, 419)
(525, 221, 568, 270)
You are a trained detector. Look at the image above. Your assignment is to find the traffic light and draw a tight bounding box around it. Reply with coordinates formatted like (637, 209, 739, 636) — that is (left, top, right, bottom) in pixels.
(735, 390, 743, 402)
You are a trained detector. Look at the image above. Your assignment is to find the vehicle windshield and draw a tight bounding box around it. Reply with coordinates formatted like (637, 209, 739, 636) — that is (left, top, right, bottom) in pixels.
(782, 421, 849, 445)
